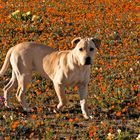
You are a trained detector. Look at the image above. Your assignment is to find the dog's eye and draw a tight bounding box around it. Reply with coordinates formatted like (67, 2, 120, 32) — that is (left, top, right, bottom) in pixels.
(79, 48, 83, 51)
(90, 48, 94, 51)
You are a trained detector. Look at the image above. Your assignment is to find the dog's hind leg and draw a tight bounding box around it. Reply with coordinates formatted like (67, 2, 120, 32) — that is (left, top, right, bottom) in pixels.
(54, 83, 67, 110)
(3, 70, 17, 108)
(16, 73, 32, 112)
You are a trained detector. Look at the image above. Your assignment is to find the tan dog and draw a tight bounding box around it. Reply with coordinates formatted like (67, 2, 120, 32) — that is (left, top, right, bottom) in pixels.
(0, 37, 101, 119)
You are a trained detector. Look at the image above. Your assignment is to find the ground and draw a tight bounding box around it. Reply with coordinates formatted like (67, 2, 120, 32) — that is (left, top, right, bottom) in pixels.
(0, 0, 139, 139)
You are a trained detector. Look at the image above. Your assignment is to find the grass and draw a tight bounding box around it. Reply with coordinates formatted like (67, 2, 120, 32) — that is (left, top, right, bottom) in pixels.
(0, 0, 139, 139)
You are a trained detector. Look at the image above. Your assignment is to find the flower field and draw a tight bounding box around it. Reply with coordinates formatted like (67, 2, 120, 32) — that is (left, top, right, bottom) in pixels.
(0, 0, 139, 139)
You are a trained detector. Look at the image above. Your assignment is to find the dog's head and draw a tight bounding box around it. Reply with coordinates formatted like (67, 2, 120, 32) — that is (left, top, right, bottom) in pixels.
(72, 37, 101, 66)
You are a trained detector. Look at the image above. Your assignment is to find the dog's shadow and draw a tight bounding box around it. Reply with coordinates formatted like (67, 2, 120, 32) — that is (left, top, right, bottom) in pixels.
(0, 103, 82, 118)
(0, 106, 32, 116)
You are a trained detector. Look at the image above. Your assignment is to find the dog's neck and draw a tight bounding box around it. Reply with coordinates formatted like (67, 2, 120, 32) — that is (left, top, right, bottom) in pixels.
(69, 51, 90, 70)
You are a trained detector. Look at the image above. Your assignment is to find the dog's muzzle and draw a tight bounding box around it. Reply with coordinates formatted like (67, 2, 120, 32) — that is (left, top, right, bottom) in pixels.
(85, 57, 91, 65)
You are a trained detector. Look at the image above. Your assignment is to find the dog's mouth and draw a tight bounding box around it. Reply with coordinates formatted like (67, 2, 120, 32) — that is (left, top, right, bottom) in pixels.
(85, 57, 91, 65)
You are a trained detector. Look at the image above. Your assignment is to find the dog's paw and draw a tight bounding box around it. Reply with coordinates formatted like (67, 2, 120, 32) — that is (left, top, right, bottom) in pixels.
(4, 104, 14, 109)
(89, 115, 93, 119)
(57, 103, 64, 110)
(83, 114, 93, 120)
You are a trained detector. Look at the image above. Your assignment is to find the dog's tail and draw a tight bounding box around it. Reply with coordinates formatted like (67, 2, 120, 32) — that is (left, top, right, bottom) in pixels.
(0, 47, 14, 76)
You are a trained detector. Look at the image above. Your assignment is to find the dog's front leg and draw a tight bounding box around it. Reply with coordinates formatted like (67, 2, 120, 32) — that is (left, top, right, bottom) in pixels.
(54, 83, 67, 110)
(78, 84, 91, 119)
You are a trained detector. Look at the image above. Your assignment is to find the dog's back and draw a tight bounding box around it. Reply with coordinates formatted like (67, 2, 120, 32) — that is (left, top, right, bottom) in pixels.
(11, 42, 58, 76)
(0, 42, 58, 77)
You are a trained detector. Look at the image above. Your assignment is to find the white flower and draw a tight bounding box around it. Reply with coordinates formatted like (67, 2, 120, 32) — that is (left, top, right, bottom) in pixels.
(26, 11, 31, 16)
(3, 115, 6, 119)
(99, 67, 102, 72)
(9, 10, 20, 18)
(32, 15, 40, 21)
(107, 133, 114, 139)
(136, 134, 140, 140)
(129, 68, 133, 72)
(117, 129, 121, 135)
(22, 11, 31, 17)
(95, 67, 98, 70)
(10, 115, 13, 120)
(12, 10, 20, 16)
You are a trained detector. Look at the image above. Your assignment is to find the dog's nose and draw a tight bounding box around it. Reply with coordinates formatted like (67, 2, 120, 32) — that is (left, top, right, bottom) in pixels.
(85, 57, 91, 65)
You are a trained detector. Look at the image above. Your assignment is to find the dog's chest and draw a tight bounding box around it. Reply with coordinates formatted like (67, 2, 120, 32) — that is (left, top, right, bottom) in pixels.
(62, 67, 90, 86)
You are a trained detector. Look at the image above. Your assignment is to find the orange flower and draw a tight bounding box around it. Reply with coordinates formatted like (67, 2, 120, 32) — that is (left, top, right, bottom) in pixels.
(36, 90, 42, 95)
(137, 93, 140, 97)
(4, 136, 10, 140)
(137, 105, 140, 111)
(101, 86, 106, 93)
(37, 107, 43, 112)
(123, 61, 128, 65)
(21, 121, 26, 126)
(36, 80, 41, 83)
(56, 113, 60, 118)
(75, 117, 79, 122)
(109, 127, 113, 133)
(73, 86, 78, 91)
(89, 130, 93, 138)
(111, 105, 115, 109)
(31, 114, 37, 119)
(116, 111, 122, 117)
(93, 126, 97, 131)
(46, 87, 49, 92)
(11, 121, 20, 129)
(110, 51, 113, 55)
(41, 121, 44, 125)
(122, 107, 127, 113)
(68, 118, 74, 123)
(29, 132, 34, 139)
(0, 127, 5, 132)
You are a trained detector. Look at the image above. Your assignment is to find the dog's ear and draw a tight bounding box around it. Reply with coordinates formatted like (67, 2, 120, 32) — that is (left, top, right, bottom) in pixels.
(91, 38, 101, 49)
(71, 37, 81, 47)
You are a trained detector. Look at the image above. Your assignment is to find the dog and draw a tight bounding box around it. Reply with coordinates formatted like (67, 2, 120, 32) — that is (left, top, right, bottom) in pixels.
(0, 37, 101, 119)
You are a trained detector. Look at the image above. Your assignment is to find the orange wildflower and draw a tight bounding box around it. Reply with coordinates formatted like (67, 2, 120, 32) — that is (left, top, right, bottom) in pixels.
(101, 86, 106, 93)
(11, 121, 20, 129)
(110, 51, 113, 55)
(31, 114, 37, 119)
(36, 90, 42, 95)
(74, 86, 78, 91)
(68, 118, 74, 123)
(137, 93, 140, 97)
(109, 127, 113, 133)
(29, 132, 34, 139)
(75, 117, 79, 122)
(115, 111, 122, 117)
(21, 121, 26, 126)
(89, 130, 93, 138)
